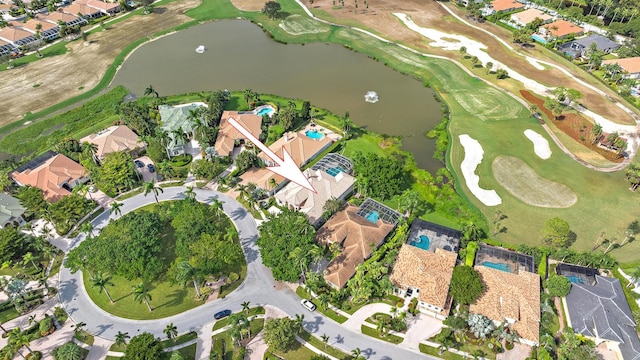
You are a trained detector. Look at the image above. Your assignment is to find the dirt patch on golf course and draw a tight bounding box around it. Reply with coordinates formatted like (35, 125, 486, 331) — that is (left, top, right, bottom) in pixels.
(492, 155, 577, 208)
(229, 0, 264, 11)
(0, 0, 198, 127)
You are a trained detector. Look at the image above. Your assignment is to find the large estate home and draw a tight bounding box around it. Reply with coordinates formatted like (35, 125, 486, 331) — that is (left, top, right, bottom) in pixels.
(559, 264, 640, 360)
(509, 8, 552, 28)
(42, 11, 87, 28)
(559, 34, 621, 59)
(274, 153, 355, 226)
(317, 199, 401, 289)
(0, 26, 38, 48)
(470, 244, 540, 346)
(0, 193, 26, 229)
(215, 111, 263, 158)
(159, 103, 207, 157)
(540, 20, 584, 40)
(80, 125, 144, 160)
(487, 0, 524, 14)
(258, 130, 333, 168)
(10, 151, 89, 203)
(390, 219, 460, 319)
(603, 57, 640, 79)
(63, 0, 120, 18)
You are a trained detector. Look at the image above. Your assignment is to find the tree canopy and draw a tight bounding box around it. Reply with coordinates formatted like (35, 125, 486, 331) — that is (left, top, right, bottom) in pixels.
(546, 275, 571, 297)
(123, 332, 164, 360)
(263, 317, 298, 351)
(542, 217, 575, 248)
(257, 208, 316, 282)
(91, 151, 137, 195)
(352, 152, 406, 200)
(449, 265, 485, 305)
(262, 1, 281, 20)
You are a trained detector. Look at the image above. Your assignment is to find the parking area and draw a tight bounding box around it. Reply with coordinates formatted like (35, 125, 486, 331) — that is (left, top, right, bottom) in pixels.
(134, 156, 157, 182)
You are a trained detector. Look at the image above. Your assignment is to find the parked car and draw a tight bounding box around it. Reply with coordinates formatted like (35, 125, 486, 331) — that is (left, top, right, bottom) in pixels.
(134, 160, 144, 168)
(214, 309, 232, 320)
(147, 163, 155, 173)
(301, 299, 316, 312)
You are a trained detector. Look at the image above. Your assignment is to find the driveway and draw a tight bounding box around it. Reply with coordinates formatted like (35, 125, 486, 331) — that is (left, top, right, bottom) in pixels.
(58, 186, 438, 359)
(134, 155, 157, 182)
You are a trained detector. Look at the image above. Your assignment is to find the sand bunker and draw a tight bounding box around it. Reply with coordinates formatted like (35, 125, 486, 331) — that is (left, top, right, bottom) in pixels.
(459, 134, 502, 206)
(493, 156, 577, 208)
(524, 129, 552, 159)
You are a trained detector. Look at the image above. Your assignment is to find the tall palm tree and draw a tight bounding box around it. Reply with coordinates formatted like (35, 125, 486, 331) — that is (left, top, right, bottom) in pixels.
(80, 222, 94, 240)
(175, 261, 201, 298)
(289, 247, 309, 282)
(321, 333, 329, 349)
(294, 313, 305, 334)
(308, 244, 324, 266)
(241, 301, 251, 314)
(210, 198, 225, 218)
(143, 180, 163, 205)
(591, 123, 603, 144)
(12, 332, 34, 359)
(73, 183, 93, 201)
(351, 348, 364, 360)
(164, 323, 178, 342)
(114, 331, 130, 348)
(184, 186, 196, 201)
(73, 321, 87, 339)
(82, 142, 100, 164)
(110, 201, 123, 216)
(132, 282, 153, 312)
(22, 252, 39, 271)
(171, 129, 189, 147)
(144, 85, 158, 98)
(91, 272, 115, 303)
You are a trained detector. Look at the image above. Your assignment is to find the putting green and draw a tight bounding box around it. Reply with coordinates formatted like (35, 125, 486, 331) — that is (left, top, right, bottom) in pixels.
(492, 155, 577, 208)
(280, 15, 330, 35)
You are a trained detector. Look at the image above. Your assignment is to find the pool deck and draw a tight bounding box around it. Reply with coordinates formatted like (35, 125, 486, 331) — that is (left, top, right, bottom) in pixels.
(303, 123, 341, 142)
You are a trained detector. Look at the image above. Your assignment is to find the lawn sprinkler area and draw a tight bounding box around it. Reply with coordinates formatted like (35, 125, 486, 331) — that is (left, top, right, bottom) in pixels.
(524, 129, 552, 159)
(492, 155, 577, 208)
(458, 134, 502, 206)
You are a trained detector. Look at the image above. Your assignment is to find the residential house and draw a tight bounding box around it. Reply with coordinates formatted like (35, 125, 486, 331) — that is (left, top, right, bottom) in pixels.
(10, 151, 89, 203)
(603, 57, 640, 79)
(80, 125, 145, 160)
(0, 193, 26, 228)
(159, 103, 207, 157)
(19, 18, 60, 41)
(540, 20, 584, 40)
(470, 244, 540, 346)
(62, 1, 102, 18)
(239, 168, 285, 193)
(559, 34, 621, 58)
(274, 153, 355, 226)
(0, 26, 38, 47)
(564, 275, 640, 360)
(214, 111, 263, 157)
(78, 0, 121, 16)
(509, 8, 552, 28)
(316, 199, 401, 289)
(42, 11, 87, 28)
(0, 3, 16, 15)
(258, 131, 333, 168)
(488, 0, 525, 14)
(0, 38, 16, 55)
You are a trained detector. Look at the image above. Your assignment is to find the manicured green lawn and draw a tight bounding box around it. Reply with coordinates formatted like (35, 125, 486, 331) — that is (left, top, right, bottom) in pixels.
(419, 343, 465, 360)
(212, 307, 265, 330)
(360, 324, 403, 344)
(266, 341, 321, 360)
(211, 318, 264, 359)
(295, 286, 348, 324)
(164, 343, 197, 359)
(298, 331, 351, 360)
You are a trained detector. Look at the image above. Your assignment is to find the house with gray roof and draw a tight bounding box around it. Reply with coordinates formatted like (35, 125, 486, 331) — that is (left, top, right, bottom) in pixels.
(0, 193, 26, 228)
(159, 103, 206, 156)
(559, 34, 621, 59)
(564, 275, 640, 360)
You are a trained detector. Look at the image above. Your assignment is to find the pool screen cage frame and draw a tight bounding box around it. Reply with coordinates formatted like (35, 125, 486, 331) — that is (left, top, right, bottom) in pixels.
(356, 198, 402, 225)
(476, 243, 535, 273)
(556, 263, 598, 285)
(311, 153, 354, 175)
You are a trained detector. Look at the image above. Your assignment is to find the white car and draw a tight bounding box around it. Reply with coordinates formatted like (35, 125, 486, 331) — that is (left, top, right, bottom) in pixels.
(301, 299, 316, 312)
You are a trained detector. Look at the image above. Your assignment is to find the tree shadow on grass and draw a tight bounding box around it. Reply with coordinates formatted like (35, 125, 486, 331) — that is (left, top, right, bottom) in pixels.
(114, 291, 133, 303)
(154, 288, 188, 310)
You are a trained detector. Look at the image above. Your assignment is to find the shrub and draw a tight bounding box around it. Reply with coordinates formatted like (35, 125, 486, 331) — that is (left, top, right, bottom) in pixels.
(538, 252, 547, 279)
(465, 241, 478, 267)
(228, 272, 239, 283)
(39, 316, 54, 335)
(546, 275, 571, 297)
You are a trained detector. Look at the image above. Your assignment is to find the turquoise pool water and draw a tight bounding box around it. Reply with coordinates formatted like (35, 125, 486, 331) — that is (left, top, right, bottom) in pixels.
(409, 235, 431, 251)
(257, 107, 275, 116)
(365, 211, 380, 223)
(305, 130, 324, 140)
(326, 167, 343, 177)
(531, 34, 548, 44)
(566, 275, 586, 284)
(483, 261, 510, 273)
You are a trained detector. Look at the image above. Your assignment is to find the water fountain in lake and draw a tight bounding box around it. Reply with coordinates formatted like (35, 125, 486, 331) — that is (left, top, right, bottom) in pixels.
(195, 45, 206, 54)
(364, 91, 379, 103)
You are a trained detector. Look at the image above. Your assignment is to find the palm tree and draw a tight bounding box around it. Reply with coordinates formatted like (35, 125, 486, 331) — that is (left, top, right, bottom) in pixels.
(114, 331, 130, 348)
(171, 129, 189, 147)
(82, 142, 100, 164)
(55, 342, 83, 360)
(110, 201, 123, 216)
(317, 293, 330, 310)
(164, 323, 178, 342)
(351, 347, 365, 360)
(294, 313, 305, 334)
(321, 333, 329, 349)
(591, 123, 603, 144)
(241, 301, 251, 314)
(309, 244, 324, 266)
(175, 261, 201, 298)
(73, 183, 93, 201)
(144, 85, 158, 97)
(132, 282, 153, 311)
(210, 198, 225, 218)
(22, 252, 39, 271)
(184, 186, 196, 201)
(12, 332, 34, 359)
(91, 272, 115, 303)
(289, 247, 309, 282)
(80, 222, 94, 240)
(143, 180, 164, 205)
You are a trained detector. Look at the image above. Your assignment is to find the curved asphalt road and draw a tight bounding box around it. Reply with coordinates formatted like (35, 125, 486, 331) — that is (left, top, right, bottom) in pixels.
(58, 187, 434, 359)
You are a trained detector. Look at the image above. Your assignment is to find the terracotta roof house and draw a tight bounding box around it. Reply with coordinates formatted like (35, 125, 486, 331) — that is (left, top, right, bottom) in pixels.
(0, 3, 16, 14)
(19, 18, 60, 41)
(274, 154, 355, 226)
(239, 167, 285, 193)
(540, 20, 584, 39)
(42, 11, 87, 27)
(470, 264, 540, 346)
(259, 131, 333, 168)
(603, 57, 640, 79)
(81, 0, 121, 15)
(159, 103, 207, 156)
(10, 152, 89, 203)
(62, 2, 102, 18)
(559, 34, 621, 58)
(215, 111, 263, 157)
(0, 26, 38, 47)
(509, 8, 552, 28)
(0, 193, 26, 229)
(489, 0, 525, 13)
(316, 200, 400, 289)
(80, 125, 145, 159)
(390, 245, 458, 319)
(564, 275, 640, 360)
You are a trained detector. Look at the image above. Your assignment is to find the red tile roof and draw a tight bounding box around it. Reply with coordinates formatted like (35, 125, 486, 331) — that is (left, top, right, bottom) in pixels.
(491, 0, 525, 12)
(603, 57, 640, 75)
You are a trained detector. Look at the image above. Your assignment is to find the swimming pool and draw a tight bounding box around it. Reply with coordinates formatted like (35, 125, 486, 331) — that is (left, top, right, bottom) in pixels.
(483, 261, 510, 273)
(257, 107, 275, 117)
(305, 130, 324, 140)
(409, 235, 431, 251)
(566, 275, 586, 284)
(531, 34, 548, 44)
(365, 211, 380, 223)
(325, 167, 343, 177)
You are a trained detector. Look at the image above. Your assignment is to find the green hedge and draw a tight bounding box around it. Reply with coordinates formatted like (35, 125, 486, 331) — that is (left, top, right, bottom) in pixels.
(538, 252, 547, 279)
(465, 241, 478, 267)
